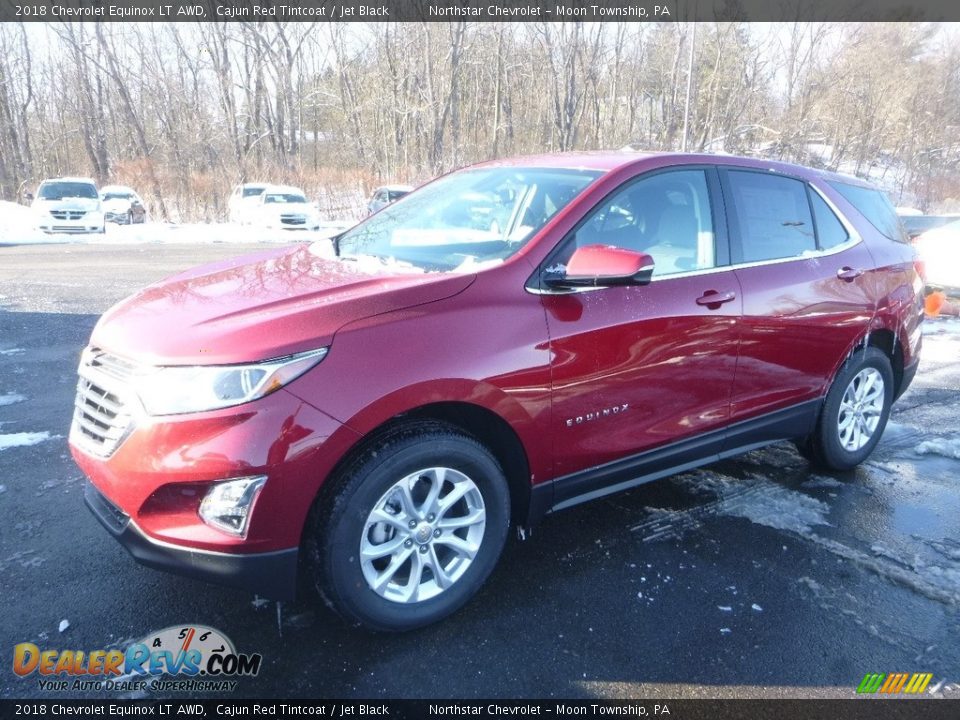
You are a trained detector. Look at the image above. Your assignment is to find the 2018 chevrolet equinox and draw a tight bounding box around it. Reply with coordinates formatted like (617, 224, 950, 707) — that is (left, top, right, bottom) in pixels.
(71, 153, 923, 631)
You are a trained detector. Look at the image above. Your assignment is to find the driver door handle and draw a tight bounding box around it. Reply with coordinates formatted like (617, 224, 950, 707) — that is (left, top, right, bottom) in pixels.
(837, 266, 864, 282)
(696, 290, 737, 307)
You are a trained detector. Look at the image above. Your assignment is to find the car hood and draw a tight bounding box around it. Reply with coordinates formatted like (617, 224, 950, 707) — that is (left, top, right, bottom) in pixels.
(103, 198, 133, 212)
(260, 202, 316, 216)
(91, 244, 475, 365)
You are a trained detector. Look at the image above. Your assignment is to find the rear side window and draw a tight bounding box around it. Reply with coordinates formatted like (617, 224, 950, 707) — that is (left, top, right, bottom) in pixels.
(828, 181, 906, 243)
(725, 171, 815, 263)
(809, 191, 849, 250)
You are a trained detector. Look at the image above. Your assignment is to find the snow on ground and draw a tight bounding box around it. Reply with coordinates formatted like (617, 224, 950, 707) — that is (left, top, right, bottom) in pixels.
(717, 478, 832, 534)
(0, 201, 355, 246)
(0, 431, 52, 451)
(915, 437, 960, 460)
(0, 393, 25, 406)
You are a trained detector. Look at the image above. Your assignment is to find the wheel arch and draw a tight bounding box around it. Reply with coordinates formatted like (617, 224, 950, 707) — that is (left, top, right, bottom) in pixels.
(864, 327, 905, 398)
(304, 396, 540, 544)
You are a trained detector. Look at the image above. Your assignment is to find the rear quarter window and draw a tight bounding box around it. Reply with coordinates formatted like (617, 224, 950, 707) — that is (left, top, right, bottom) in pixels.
(828, 181, 907, 243)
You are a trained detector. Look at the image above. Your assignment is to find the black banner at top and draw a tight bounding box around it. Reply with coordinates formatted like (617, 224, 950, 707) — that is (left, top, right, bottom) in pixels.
(0, 0, 957, 23)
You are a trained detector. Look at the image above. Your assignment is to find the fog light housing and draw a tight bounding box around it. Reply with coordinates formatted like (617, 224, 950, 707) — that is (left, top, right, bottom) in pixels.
(199, 476, 267, 537)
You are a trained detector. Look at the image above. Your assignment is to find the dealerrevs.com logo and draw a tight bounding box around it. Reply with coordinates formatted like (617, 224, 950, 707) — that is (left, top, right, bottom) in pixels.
(856, 672, 935, 695)
(13, 625, 261, 693)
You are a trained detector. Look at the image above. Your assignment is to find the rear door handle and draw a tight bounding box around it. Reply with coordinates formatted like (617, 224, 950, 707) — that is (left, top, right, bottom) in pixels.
(837, 266, 864, 281)
(696, 290, 737, 307)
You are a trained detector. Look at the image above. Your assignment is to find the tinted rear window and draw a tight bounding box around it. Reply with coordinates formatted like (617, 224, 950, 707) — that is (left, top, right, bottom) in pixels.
(829, 181, 906, 243)
(726, 171, 816, 263)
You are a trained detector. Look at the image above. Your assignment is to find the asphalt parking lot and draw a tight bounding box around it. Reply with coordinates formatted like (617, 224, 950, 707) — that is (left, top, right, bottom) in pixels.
(1, 242, 958, 700)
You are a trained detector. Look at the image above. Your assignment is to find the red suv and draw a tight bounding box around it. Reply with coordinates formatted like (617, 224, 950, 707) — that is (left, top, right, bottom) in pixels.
(71, 153, 923, 630)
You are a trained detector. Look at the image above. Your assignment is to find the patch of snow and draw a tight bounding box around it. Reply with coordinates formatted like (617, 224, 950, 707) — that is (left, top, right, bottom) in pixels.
(336, 253, 426, 275)
(751, 603, 763, 612)
(719, 482, 832, 534)
(719, 628, 732, 634)
(915, 437, 960, 460)
(0, 393, 26, 406)
(451, 256, 505, 273)
(58, 619, 70, 633)
(0, 209, 354, 247)
(0, 348, 25, 356)
(802, 475, 845, 489)
(251, 596, 270, 609)
(717, 605, 733, 612)
(0, 431, 51, 451)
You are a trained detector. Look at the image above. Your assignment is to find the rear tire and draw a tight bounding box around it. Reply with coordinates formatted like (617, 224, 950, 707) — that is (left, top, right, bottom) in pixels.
(306, 421, 510, 632)
(801, 348, 894, 471)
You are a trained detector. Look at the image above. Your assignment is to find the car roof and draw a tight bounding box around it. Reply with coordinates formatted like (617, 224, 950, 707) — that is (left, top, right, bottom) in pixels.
(40, 177, 97, 185)
(262, 185, 307, 195)
(468, 151, 881, 189)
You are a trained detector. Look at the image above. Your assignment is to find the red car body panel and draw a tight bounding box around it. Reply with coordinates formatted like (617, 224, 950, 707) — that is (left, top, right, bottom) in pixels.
(71, 151, 923, 600)
(93, 244, 475, 365)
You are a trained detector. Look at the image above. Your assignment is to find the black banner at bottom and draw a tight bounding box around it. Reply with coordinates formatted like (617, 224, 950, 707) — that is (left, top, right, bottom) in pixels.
(0, 699, 958, 720)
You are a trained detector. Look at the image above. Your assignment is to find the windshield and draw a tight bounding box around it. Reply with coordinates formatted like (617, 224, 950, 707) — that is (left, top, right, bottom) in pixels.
(264, 193, 307, 204)
(242, 186, 266, 198)
(38, 182, 98, 200)
(102, 192, 133, 201)
(333, 167, 600, 271)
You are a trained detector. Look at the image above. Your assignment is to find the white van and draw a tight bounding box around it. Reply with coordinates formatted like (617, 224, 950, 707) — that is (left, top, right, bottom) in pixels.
(31, 177, 105, 234)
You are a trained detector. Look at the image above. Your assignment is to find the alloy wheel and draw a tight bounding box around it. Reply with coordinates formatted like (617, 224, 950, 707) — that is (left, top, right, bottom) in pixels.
(360, 467, 486, 604)
(837, 367, 885, 452)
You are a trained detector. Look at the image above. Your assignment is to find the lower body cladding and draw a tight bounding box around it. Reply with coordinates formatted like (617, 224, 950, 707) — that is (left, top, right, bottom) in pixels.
(71, 387, 360, 602)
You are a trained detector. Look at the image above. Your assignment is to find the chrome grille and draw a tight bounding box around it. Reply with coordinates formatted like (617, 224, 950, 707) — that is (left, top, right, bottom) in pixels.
(51, 210, 86, 220)
(280, 214, 306, 226)
(71, 348, 136, 457)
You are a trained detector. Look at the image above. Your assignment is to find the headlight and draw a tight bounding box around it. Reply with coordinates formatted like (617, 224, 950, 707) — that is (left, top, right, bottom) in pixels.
(133, 347, 328, 416)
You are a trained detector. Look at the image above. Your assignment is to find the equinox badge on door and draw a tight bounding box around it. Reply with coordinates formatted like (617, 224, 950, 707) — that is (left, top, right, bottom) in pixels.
(566, 404, 630, 427)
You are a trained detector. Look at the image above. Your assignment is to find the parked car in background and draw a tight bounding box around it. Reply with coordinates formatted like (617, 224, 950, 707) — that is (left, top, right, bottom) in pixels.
(899, 213, 957, 240)
(367, 184, 413, 215)
(251, 185, 322, 231)
(30, 177, 105, 234)
(228, 182, 269, 224)
(100, 185, 146, 225)
(913, 218, 960, 292)
(72, 152, 922, 632)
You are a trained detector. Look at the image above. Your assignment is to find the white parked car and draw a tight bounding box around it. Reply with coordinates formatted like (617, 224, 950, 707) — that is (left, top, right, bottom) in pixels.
(914, 219, 960, 292)
(30, 177, 105, 234)
(366, 184, 414, 215)
(251, 185, 321, 231)
(228, 182, 269, 224)
(100, 185, 146, 225)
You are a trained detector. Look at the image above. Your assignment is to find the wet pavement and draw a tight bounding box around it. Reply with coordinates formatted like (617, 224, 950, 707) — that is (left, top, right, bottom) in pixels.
(1, 243, 958, 700)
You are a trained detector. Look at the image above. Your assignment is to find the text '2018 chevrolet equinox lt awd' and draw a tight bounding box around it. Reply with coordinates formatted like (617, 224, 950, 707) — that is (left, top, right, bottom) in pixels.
(71, 153, 923, 631)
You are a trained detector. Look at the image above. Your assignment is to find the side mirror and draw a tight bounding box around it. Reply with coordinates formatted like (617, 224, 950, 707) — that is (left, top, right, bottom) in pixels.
(544, 244, 655, 289)
(24, 192, 33, 202)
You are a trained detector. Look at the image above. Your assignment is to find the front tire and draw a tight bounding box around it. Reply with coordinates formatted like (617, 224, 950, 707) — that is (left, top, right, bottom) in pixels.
(306, 421, 510, 631)
(800, 347, 894, 471)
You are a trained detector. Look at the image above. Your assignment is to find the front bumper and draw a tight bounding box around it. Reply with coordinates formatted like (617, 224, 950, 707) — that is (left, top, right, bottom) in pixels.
(85, 482, 299, 600)
(38, 215, 104, 233)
